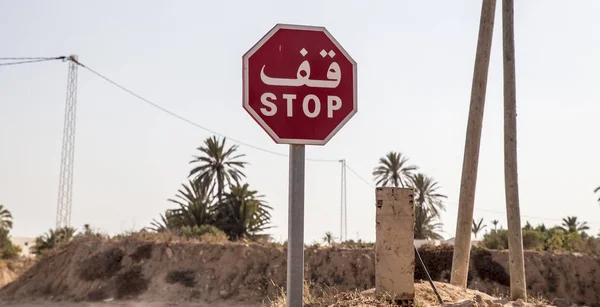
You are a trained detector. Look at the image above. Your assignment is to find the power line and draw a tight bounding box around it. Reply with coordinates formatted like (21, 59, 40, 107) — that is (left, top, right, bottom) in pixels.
(345, 163, 374, 188)
(10, 56, 597, 228)
(439, 200, 600, 225)
(72, 60, 338, 163)
(0, 56, 63, 60)
(5, 57, 600, 233)
(464, 205, 600, 225)
(0, 56, 66, 67)
(343, 164, 600, 226)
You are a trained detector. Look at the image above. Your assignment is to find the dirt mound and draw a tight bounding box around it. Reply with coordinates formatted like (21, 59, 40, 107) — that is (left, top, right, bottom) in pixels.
(0, 259, 36, 289)
(473, 251, 600, 306)
(0, 265, 17, 289)
(358, 282, 497, 307)
(0, 238, 598, 306)
(0, 237, 285, 304)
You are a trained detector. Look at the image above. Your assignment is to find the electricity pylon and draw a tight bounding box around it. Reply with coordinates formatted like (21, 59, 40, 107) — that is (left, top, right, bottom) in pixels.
(55, 55, 79, 229)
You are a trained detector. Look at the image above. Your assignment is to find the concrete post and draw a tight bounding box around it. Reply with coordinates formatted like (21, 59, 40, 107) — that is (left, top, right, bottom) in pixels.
(375, 187, 415, 303)
(502, 0, 527, 300)
(450, 0, 497, 288)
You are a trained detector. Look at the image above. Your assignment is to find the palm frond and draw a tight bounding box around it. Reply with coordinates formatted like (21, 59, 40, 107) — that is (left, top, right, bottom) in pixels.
(372, 152, 418, 188)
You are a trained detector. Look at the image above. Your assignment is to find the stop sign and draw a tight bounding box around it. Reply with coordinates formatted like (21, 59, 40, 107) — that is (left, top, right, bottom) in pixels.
(243, 24, 357, 146)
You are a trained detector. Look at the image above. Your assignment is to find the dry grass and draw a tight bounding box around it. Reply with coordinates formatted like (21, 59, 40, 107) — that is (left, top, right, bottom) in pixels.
(266, 281, 317, 306)
(265, 280, 526, 307)
(265, 280, 403, 307)
(114, 231, 230, 244)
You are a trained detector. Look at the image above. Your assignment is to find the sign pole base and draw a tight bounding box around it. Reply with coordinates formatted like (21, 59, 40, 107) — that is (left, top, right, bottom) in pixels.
(287, 144, 305, 307)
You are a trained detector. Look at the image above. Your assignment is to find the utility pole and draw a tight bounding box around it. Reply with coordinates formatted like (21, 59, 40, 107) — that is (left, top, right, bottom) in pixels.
(502, 0, 527, 300)
(339, 159, 347, 241)
(450, 0, 497, 288)
(56, 55, 79, 229)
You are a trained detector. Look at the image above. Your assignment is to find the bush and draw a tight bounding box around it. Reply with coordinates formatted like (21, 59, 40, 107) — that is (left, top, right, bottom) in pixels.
(482, 224, 600, 254)
(179, 225, 226, 239)
(339, 239, 375, 249)
(583, 237, 600, 255)
(414, 244, 454, 281)
(522, 229, 545, 250)
(32, 227, 75, 256)
(0, 228, 21, 259)
(0, 242, 21, 259)
(482, 229, 508, 250)
(563, 232, 585, 252)
(471, 247, 510, 286)
(545, 232, 565, 252)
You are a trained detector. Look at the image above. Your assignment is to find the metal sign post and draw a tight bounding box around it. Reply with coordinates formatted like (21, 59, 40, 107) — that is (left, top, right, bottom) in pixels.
(287, 145, 305, 306)
(242, 23, 357, 306)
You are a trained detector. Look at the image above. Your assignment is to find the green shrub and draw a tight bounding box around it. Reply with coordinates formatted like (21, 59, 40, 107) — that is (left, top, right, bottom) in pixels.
(522, 229, 545, 250)
(563, 232, 585, 252)
(482, 229, 508, 250)
(179, 225, 223, 238)
(0, 228, 21, 259)
(482, 224, 600, 254)
(545, 232, 565, 252)
(32, 227, 76, 256)
(582, 237, 600, 255)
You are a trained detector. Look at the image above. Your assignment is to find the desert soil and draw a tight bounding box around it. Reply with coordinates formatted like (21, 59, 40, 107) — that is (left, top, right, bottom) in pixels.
(0, 281, 500, 307)
(3, 303, 256, 307)
(1, 236, 598, 306)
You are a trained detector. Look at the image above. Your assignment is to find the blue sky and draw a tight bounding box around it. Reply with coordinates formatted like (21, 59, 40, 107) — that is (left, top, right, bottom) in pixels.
(1, 0, 599, 243)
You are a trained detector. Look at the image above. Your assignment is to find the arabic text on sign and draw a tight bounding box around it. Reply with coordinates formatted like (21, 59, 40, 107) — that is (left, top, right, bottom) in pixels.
(260, 56, 342, 89)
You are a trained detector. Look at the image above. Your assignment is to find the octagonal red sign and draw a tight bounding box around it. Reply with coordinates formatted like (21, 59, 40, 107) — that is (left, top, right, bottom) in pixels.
(243, 24, 357, 146)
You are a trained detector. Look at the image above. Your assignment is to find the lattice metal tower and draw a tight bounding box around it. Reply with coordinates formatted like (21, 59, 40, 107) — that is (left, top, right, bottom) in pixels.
(56, 55, 79, 229)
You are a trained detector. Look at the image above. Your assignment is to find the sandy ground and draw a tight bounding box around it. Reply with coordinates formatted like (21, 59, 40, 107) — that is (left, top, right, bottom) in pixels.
(3, 302, 259, 307)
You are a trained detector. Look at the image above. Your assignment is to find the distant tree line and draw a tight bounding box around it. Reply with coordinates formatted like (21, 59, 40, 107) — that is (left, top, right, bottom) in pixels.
(13, 141, 600, 256)
(480, 216, 600, 254)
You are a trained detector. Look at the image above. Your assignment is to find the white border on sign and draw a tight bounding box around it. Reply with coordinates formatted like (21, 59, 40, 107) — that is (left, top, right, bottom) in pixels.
(242, 23, 358, 146)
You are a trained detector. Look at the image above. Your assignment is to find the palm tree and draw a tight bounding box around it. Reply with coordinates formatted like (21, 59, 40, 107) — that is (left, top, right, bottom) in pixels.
(414, 208, 444, 240)
(372, 152, 418, 188)
(215, 183, 273, 240)
(149, 180, 216, 232)
(410, 173, 447, 218)
(189, 136, 247, 202)
(491, 219, 499, 230)
(322, 231, 335, 246)
(171, 180, 215, 226)
(472, 218, 487, 238)
(410, 174, 446, 241)
(32, 227, 76, 255)
(559, 216, 589, 233)
(595, 186, 600, 204)
(149, 211, 175, 232)
(0, 205, 13, 230)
